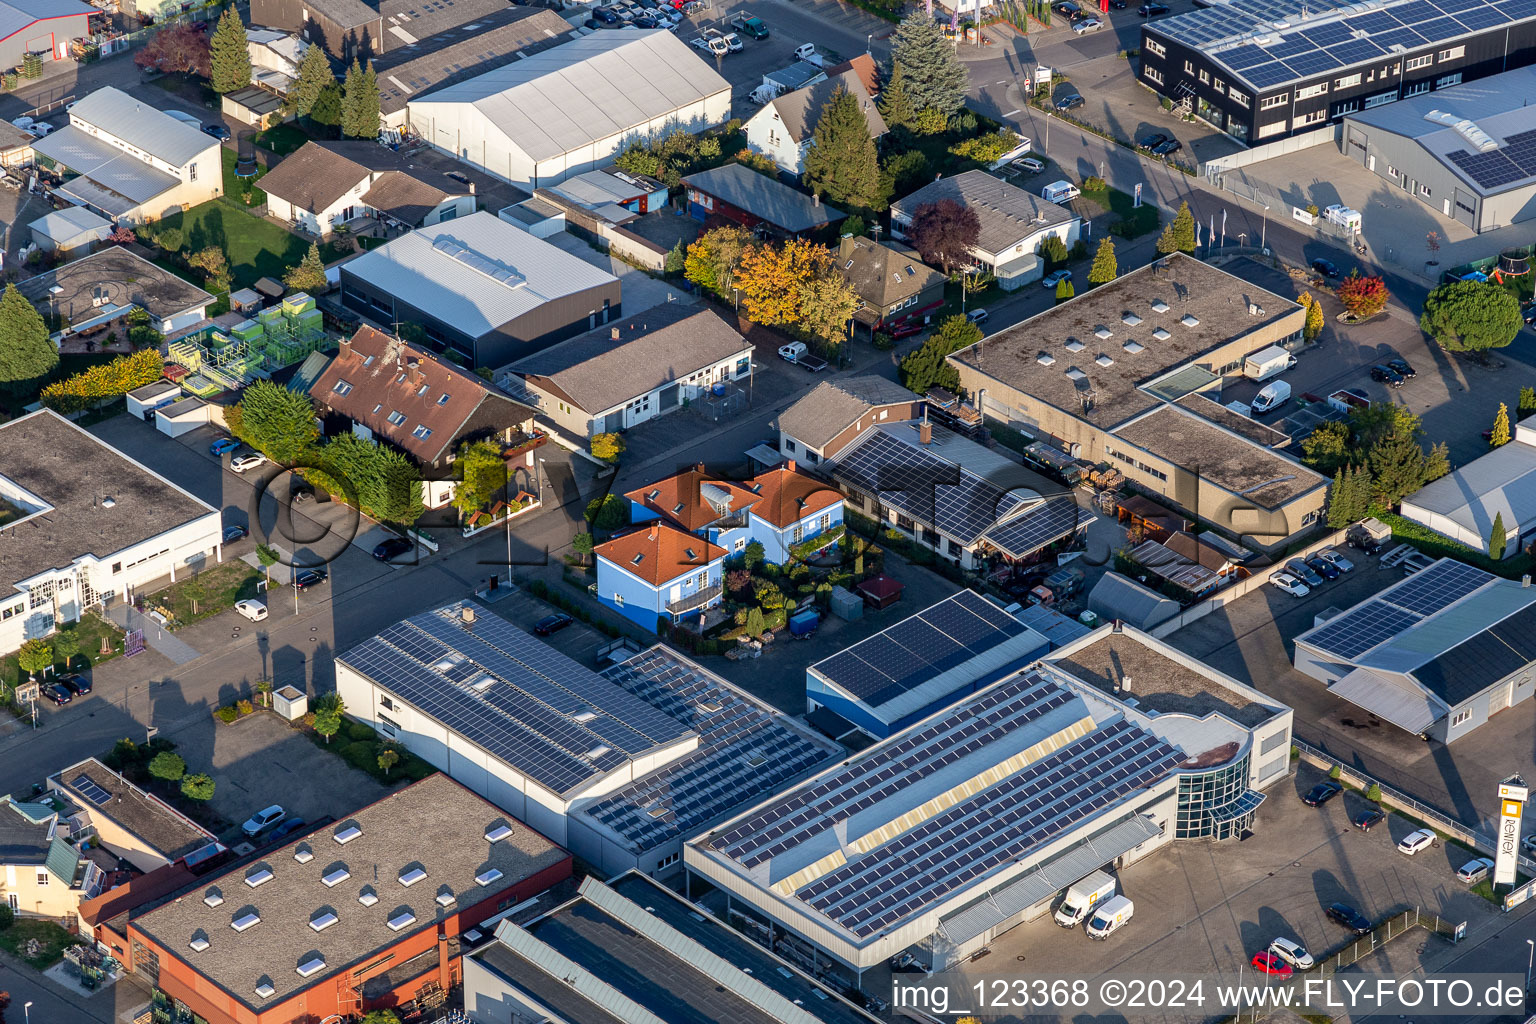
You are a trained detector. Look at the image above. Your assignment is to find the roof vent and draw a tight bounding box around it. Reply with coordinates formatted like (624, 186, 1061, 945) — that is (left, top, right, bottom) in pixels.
(1151, 300, 1170, 313)
(293, 846, 313, 864)
(296, 955, 326, 978)
(475, 867, 504, 887)
(587, 744, 612, 760)
(1123, 340, 1146, 354)
(1065, 367, 1087, 381)
(436, 890, 456, 907)
(399, 866, 427, 887)
(245, 867, 274, 888)
(1095, 326, 1113, 339)
(322, 866, 351, 887)
(359, 887, 379, 907)
(310, 910, 339, 932)
(203, 889, 224, 908)
(1152, 327, 1171, 341)
(1181, 314, 1200, 326)
(1063, 338, 1085, 353)
(388, 909, 417, 931)
(1122, 312, 1143, 326)
(334, 824, 362, 845)
(485, 823, 515, 843)
(254, 980, 276, 999)
(189, 934, 211, 952)
(1095, 354, 1114, 367)
(1036, 351, 1056, 366)
(232, 910, 261, 932)
(101, 497, 116, 508)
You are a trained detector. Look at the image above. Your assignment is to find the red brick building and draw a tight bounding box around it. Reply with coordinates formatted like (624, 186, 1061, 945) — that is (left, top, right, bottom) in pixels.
(125, 775, 570, 1024)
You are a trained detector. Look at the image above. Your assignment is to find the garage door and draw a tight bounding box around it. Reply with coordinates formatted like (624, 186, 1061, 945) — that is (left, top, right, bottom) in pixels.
(658, 383, 679, 410)
(1489, 682, 1511, 715)
(26, 34, 53, 59)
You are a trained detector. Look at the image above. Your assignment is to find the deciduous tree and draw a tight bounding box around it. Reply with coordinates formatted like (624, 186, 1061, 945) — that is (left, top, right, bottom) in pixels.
(17, 639, 50, 682)
(1156, 201, 1196, 255)
(40, 348, 163, 414)
(187, 246, 231, 294)
(289, 44, 335, 118)
(209, 7, 252, 93)
(1087, 237, 1117, 286)
(1336, 272, 1389, 319)
(51, 630, 80, 670)
(283, 242, 327, 294)
(889, 13, 968, 116)
(802, 86, 883, 211)
(683, 226, 752, 298)
(181, 774, 216, 801)
(1420, 280, 1521, 352)
(453, 440, 507, 514)
(585, 493, 628, 530)
(134, 23, 211, 77)
(1299, 291, 1324, 341)
(0, 284, 57, 394)
(737, 239, 837, 327)
(898, 315, 980, 393)
(590, 432, 625, 464)
(906, 199, 979, 275)
(797, 269, 859, 348)
(149, 751, 186, 787)
(1301, 419, 1352, 475)
(376, 746, 400, 777)
(1492, 402, 1511, 448)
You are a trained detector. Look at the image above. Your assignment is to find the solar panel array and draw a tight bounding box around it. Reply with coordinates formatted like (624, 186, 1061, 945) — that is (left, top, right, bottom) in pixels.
(1298, 558, 1492, 660)
(1413, 599, 1536, 703)
(73, 774, 111, 806)
(339, 605, 693, 796)
(812, 590, 1027, 708)
(983, 496, 1085, 560)
(1446, 129, 1536, 190)
(707, 671, 1182, 936)
(1152, 0, 1536, 90)
(578, 648, 839, 853)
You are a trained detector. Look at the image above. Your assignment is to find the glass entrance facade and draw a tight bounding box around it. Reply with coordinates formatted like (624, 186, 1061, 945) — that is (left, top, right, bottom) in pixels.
(1175, 753, 1261, 840)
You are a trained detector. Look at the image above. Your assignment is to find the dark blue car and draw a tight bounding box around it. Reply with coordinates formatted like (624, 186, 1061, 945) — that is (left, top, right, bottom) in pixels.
(210, 437, 240, 456)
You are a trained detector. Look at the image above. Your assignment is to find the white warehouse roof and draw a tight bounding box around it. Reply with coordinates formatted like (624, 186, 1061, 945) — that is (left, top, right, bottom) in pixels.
(410, 30, 730, 163)
(68, 87, 218, 168)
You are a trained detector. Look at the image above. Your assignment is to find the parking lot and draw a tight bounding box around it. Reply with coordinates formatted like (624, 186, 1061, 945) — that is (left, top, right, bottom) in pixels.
(955, 760, 1504, 1022)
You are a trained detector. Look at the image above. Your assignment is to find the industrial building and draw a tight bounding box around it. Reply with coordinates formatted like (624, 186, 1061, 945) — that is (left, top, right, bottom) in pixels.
(1399, 413, 1536, 554)
(0, 0, 94, 70)
(685, 624, 1290, 977)
(1293, 558, 1536, 742)
(1138, 0, 1536, 147)
(947, 253, 1328, 552)
(1341, 66, 1536, 232)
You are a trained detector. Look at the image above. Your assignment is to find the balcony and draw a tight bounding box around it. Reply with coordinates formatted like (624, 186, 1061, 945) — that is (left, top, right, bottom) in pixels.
(666, 583, 723, 615)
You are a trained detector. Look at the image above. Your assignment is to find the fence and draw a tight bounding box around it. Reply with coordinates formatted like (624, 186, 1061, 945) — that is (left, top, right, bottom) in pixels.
(1317, 907, 1459, 976)
(1147, 529, 1344, 638)
(1200, 124, 1340, 175)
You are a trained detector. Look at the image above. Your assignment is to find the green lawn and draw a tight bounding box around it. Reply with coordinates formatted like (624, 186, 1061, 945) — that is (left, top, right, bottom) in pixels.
(146, 560, 263, 628)
(222, 146, 269, 209)
(0, 917, 77, 967)
(1, 612, 125, 692)
(156, 199, 307, 290)
(253, 122, 311, 156)
(1082, 185, 1161, 238)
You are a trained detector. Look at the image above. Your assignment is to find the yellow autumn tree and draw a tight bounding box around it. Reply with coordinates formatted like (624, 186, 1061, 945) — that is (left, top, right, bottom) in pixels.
(683, 226, 752, 300)
(41, 348, 165, 414)
(737, 239, 838, 327)
(1299, 290, 1324, 341)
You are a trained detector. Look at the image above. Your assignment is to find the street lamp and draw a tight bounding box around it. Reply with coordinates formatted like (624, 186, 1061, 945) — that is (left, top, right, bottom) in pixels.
(1260, 205, 1269, 251)
(1045, 112, 1053, 149)
(24, 1002, 32, 1024)
(1526, 938, 1533, 994)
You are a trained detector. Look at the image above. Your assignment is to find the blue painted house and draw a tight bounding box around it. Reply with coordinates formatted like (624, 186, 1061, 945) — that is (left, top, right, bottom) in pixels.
(595, 522, 727, 633)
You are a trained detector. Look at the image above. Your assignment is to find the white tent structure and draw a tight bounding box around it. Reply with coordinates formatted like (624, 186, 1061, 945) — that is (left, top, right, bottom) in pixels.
(407, 30, 730, 191)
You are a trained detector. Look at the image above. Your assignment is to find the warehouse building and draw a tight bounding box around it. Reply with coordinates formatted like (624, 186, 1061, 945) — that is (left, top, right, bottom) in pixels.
(0, 0, 93, 69)
(1293, 558, 1536, 742)
(686, 624, 1290, 978)
(1340, 66, 1536, 232)
(407, 31, 730, 191)
(947, 254, 1327, 552)
(1138, 0, 1536, 147)
(1399, 413, 1536, 554)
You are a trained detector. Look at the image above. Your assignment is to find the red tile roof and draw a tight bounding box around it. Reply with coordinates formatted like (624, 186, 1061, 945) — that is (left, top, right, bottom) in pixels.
(311, 325, 534, 464)
(746, 463, 843, 529)
(624, 468, 761, 532)
(596, 522, 726, 586)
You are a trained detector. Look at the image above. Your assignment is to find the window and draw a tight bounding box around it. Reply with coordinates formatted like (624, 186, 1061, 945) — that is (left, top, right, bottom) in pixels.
(1437, 44, 1464, 61)
(1297, 109, 1327, 125)
(1364, 91, 1397, 108)
(112, 562, 122, 574)
(1418, 182, 1432, 197)
(1336, 72, 1362, 88)
(362, 354, 375, 366)
(1103, 446, 1168, 481)
(734, 538, 746, 552)
(784, 439, 796, 453)
(1451, 708, 1471, 727)
(657, 852, 680, 869)
(1198, 69, 1209, 84)
(386, 410, 407, 426)
(819, 514, 831, 531)
(411, 425, 433, 439)
(416, 384, 429, 396)
(437, 393, 451, 405)
(36, 871, 48, 886)
(693, 572, 707, 588)
(1260, 93, 1290, 110)
(1256, 119, 1288, 139)
(1146, 38, 1165, 56)
(1144, 67, 1164, 85)
(1404, 80, 1430, 96)
(1296, 82, 1327, 99)
(792, 524, 804, 543)
(380, 695, 394, 711)
(1184, 60, 1194, 74)
(1405, 54, 1433, 71)
(1229, 89, 1249, 108)
(1335, 99, 1360, 115)
(189, 163, 197, 182)
(331, 379, 353, 396)
(1436, 72, 1462, 88)
(1213, 77, 1225, 93)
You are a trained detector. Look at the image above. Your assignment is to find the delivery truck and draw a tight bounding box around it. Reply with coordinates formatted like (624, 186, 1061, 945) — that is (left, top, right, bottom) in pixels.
(1085, 895, 1134, 939)
(1243, 345, 1296, 381)
(1250, 379, 1290, 415)
(1053, 870, 1116, 927)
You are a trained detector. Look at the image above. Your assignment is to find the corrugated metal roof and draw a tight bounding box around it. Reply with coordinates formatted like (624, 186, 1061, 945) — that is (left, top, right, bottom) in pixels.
(45, 834, 80, 884)
(34, 126, 181, 204)
(492, 918, 671, 1024)
(0, 0, 92, 47)
(1086, 572, 1179, 631)
(68, 87, 218, 168)
(413, 31, 728, 163)
(1402, 437, 1536, 541)
(1327, 668, 1443, 734)
(340, 211, 617, 337)
(30, 205, 111, 243)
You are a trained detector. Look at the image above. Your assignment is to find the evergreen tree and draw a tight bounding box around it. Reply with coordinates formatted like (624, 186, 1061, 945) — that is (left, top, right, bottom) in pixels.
(1521, 386, 1536, 416)
(898, 315, 980, 393)
(889, 13, 968, 116)
(877, 67, 919, 132)
(802, 87, 883, 210)
(1326, 468, 1350, 528)
(309, 82, 343, 129)
(1424, 441, 1450, 483)
(342, 60, 380, 139)
(283, 242, 327, 294)
(1054, 277, 1075, 304)
(1492, 402, 1511, 447)
(0, 283, 57, 393)
(289, 44, 335, 118)
(1490, 511, 1508, 560)
(663, 239, 686, 275)
(209, 7, 252, 94)
(1087, 237, 1117, 286)
(1369, 430, 1427, 508)
(1156, 201, 1197, 254)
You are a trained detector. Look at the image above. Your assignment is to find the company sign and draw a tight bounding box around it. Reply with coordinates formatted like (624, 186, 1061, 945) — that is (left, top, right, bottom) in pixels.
(1493, 776, 1528, 887)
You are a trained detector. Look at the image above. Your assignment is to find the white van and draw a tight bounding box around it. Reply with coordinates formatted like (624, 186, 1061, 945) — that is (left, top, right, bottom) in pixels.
(1085, 895, 1133, 939)
(1041, 180, 1080, 204)
(1251, 379, 1290, 415)
(1053, 870, 1116, 927)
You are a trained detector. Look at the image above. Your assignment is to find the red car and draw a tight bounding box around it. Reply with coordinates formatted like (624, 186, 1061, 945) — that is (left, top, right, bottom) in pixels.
(887, 321, 923, 339)
(1251, 952, 1293, 977)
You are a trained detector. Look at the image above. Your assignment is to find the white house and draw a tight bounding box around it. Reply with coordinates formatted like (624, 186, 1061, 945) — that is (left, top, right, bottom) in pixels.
(31, 87, 222, 225)
(17, 248, 215, 339)
(744, 69, 886, 176)
(594, 522, 726, 633)
(890, 169, 1081, 290)
(258, 140, 476, 236)
(0, 411, 223, 655)
(246, 27, 306, 92)
(406, 31, 730, 190)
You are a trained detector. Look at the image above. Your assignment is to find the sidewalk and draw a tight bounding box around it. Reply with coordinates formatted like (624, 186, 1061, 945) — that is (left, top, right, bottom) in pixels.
(104, 604, 200, 665)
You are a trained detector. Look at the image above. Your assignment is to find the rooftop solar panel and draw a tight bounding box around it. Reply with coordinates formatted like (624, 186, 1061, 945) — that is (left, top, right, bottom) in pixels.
(1247, 62, 1302, 87)
(1347, 10, 1404, 31)
(1413, 15, 1470, 38)
(1387, 559, 1491, 615)
(1265, 36, 1319, 59)
(1328, 37, 1386, 63)
(1298, 600, 1418, 659)
(1453, 4, 1512, 25)
(1374, 25, 1428, 48)
(1297, 21, 1353, 44)
(1217, 43, 1275, 69)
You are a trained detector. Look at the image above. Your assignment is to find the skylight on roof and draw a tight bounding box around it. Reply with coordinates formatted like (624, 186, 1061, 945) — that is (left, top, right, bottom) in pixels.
(435, 891, 456, 907)
(294, 846, 314, 864)
(387, 410, 407, 426)
(399, 866, 427, 887)
(322, 867, 350, 887)
(475, 868, 504, 887)
(412, 425, 433, 440)
(1064, 339, 1085, 353)
(245, 867, 274, 888)
(334, 824, 362, 844)
(1181, 314, 1200, 326)
(1095, 326, 1113, 339)
(485, 823, 515, 843)
(332, 380, 353, 396)
(255, 981, 276, 998)
(203, 890, 223, 908)
(359, 889, 379, 907)
(437, 393, 451, 405)
(189, 935, 210, 952)
(631, 553, 644, 565)
(296, 956, 326, 978)
(231, 911, 260, 932)
(1096, 354, 1114, 366)
(416, 384, 429, 396)
(388, 910, 416, 931)
(1152, 327, 1171, 340)
(1037, 352, 1056, 366)
(1122, 312, 1143, 326)
(1151, 299, 1170, 312)
(310, 911, 339, 932)
(362, 355, 375, 367)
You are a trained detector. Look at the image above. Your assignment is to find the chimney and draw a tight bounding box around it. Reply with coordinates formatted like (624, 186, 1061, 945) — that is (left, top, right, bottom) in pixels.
(611, 326, 621, 341)
(813, 193, 820, 207)
(407, 358, 424, 386)
(468, 182, 476, 195)
(339, 334, 352, 358)
(918, 406, 932, 446)
(648, 523, 659, 541)
(786, 459, 796, 472)
(437, 930, 451, 991)
(839, 234, 855, 261)
(461, 605, 476, 624)
(1524, 575, 1531, 588)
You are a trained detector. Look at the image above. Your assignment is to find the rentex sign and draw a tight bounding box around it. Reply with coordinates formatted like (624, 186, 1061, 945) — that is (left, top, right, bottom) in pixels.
(1493, 775, 1528, 888)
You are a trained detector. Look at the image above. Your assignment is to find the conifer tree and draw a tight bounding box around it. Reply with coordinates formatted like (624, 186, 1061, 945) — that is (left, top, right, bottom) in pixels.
(209, 7, 252, 94)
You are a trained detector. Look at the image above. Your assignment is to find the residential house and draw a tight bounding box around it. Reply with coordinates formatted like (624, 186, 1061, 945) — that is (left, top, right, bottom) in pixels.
(682, 162, 845, 236)
(744, 461, 845, 564)
(246, 28, 306, 90)
(502, 305, 753, 438)
(595, 522, 726, 632)
(825, 52, 879, 98)
(744, 69, 886, 176)
(890, 169, 1080, 289)
(836, 234, 945, 334)
(19, 247, 214, 339)
(777, 375, 924, 464)
(0, 411, 223, 655)
(48, 759, 222, 874)
(0, 795, 86, 919)
(339, 211, 622, 368)
(32, 87, 221, 225)
(260, 140, 476, 236)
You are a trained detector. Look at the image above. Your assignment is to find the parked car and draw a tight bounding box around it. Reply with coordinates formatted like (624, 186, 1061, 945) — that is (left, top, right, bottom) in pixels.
(294, 568, 328, 590)
(241, 804, 285, 837)
(1071, 16, 1102, 31)
(1152, 138, 1183, 156)
(1139, 132, 1169, 149)
(1456, 857, 1495, 883)
(9, 116, 33, 129)
(59, 674, 91, 696)
(270, 817, 308, 842)
(1042, 269, 1073, 289)
(231, 453, 268, 473)
(1014, 156, 1045, 172)
(223, 524, 249, 542)
(633, 15, 659, 26)
(594, 7, 619, 22)
(1052, 0, 1082, 14)
(1285, 559, 1324, 586)
(1397, 828, 1437, 855)
(1524, 833, 1536, 856)
(888, 321, 924, 339)
(1310, 258, 1341, 278)
(210, 437, 241, 456)
(1269, 937, 1315, 971)
(1250, 951, 1293, 977)
(966, 308, 989, 325)
(1352, 808, 1385, 831)
(534, 612, 575, 636)
(1370, 364, 1405, 388)
(1269, 572, 1309, 598)
(1317, 549, 1354, 573)
(1138, 2, 1169, 13)
(1055, 92, 1085, 111)
(43, 682, 72, 706)
(202, 123, 231, 141)
(373, 537, 413, 561)
(235, 599, 269, 622)
(26, 122, 55, 138)
(1303, 782, 1342, 806)
(1326, 902, 1373, 935)
(1306, 555, 1340, 580)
